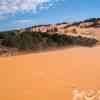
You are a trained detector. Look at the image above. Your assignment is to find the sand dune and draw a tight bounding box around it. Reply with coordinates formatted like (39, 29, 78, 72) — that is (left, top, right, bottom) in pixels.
(0, 46, 100, 100)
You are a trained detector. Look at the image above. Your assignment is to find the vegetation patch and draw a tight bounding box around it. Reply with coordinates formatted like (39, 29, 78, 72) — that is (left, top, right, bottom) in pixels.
(0, 30, 98, 55)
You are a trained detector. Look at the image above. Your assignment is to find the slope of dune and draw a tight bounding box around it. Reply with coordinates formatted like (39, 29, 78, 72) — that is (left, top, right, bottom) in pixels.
(0, 46, 100, 100)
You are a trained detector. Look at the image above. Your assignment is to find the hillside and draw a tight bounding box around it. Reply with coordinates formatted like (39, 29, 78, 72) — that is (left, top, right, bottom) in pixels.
(0, 18, 99, 56)
(31, 18, 100, 39)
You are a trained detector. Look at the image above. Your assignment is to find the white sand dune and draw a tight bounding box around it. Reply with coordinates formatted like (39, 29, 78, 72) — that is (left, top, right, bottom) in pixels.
(0, 46, 100, 100)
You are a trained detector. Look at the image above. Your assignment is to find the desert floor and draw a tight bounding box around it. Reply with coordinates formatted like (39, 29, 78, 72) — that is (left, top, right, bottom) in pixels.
(0, 46, 100, 100)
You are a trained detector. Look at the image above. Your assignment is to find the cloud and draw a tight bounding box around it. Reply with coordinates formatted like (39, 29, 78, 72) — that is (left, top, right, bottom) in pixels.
(16, 19, 33, 24)
(0, 0, 62, 15)
(0, 16, 8, 21)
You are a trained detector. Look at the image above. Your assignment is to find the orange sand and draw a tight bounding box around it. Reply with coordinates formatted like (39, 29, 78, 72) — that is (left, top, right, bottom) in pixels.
(0, 46, 100, 100)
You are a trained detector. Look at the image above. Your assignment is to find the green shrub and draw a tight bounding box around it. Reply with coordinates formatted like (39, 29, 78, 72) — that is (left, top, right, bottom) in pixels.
(0, 30, 98, 51)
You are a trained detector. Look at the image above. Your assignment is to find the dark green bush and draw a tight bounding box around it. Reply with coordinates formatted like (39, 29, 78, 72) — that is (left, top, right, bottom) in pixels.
(0, 30, 98, 52)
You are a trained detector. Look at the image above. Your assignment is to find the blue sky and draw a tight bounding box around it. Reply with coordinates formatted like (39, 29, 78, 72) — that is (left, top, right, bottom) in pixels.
(0, 0, 100, 31)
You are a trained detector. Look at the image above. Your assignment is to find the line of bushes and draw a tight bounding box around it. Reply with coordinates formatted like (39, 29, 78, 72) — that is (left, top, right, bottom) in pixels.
(0, 31, 98, 51)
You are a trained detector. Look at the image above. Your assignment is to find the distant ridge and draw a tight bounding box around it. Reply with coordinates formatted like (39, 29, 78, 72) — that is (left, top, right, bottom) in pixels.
(0, 18, 99, 56)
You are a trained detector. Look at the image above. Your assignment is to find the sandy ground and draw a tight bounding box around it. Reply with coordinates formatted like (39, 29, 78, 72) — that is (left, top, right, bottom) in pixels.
(0, 46, 100, 100)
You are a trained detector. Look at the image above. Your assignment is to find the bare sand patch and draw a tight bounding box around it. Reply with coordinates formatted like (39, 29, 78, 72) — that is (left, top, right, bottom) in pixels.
(0, 46, 100, 100)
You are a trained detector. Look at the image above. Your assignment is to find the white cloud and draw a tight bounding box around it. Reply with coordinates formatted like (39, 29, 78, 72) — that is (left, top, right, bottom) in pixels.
(16, 19, 33, 24)
(0, 0, 62, 15)
(0, 16, 8, 21)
